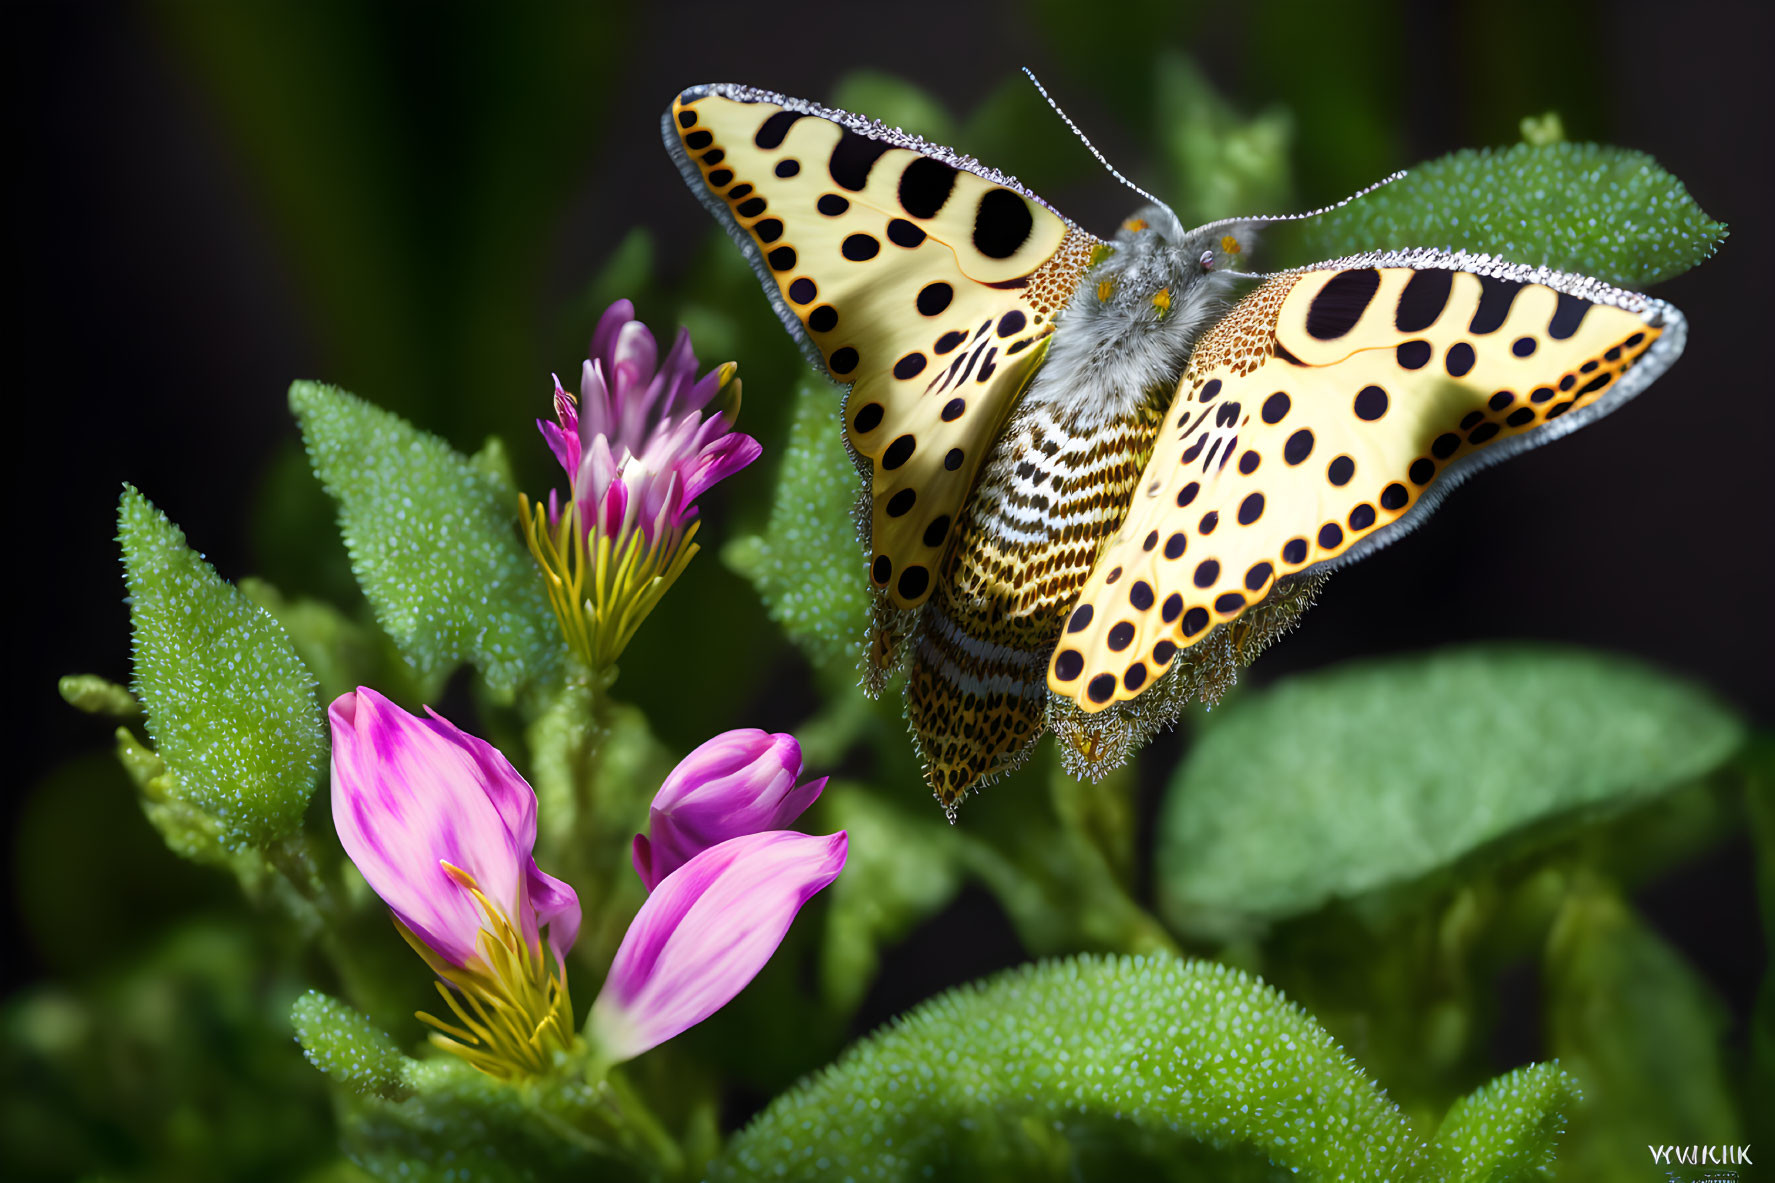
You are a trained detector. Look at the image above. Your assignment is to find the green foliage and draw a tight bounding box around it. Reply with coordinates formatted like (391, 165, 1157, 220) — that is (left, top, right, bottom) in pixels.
(817, 784, 967, 1013)
(239, 577, 418, 707)
(1158, 645, 1744, 940)
(1153, 52, 1295, 223)
(1291, 141, 1726, 286)
(715, 954, 1575, 1182)
(723, 380, 870, 668)
(118, 486, 327, 852)
(330, 1056, 645, 1183)
(290, 381, 559, 701)
(1, 923, 338, 1182)
(1428, 1063, 1579, 1182)
(57, 673, 139, 717)
(292, 991, 414, 1102)
(1544, 885, 1741, 1179)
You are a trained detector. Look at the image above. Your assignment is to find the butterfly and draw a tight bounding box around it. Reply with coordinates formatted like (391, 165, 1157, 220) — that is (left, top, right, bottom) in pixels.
(663, 81, 1686, 815)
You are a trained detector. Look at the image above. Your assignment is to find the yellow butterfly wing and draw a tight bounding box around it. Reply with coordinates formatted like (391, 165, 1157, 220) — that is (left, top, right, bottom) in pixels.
(665, 84, 1097, 610)
(1047, 249, 1685, 711)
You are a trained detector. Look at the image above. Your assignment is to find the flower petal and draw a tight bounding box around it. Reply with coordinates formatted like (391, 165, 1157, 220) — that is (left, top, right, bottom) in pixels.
(525, 859, 582, 965)
(537, 375, 581, 479)
(677, 432, 763, 520)
(637, 730, 826, 890)
(588, 299, 635, 370)
(590, 830, 847, 1062)
(328, 689, 530, 967)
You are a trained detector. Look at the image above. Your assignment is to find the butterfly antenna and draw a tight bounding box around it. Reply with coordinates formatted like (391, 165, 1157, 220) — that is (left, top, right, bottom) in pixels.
(1021, 67, 1177, 220)
(1187, 170, 1409, 239)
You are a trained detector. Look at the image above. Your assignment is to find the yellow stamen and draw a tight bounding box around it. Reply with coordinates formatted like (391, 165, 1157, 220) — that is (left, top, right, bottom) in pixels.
(1097, 278, 1115, 302)
(1221, 234, 1242, 255)
(1122, 217, 1148, 233)
(1088, 243, 1116, 267)
(1152, 288, 1172, 315)
(520, 495, 702, 671)
(400, 864, 575, 1080)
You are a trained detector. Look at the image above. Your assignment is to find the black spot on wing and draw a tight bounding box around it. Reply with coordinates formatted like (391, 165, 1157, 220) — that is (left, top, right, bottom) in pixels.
(1395, 268, 1453, 333)
(754, 110, 804, 149)
(1549, 292, 1590, 340)
(829, 130, 892, 191)
(1469, 275, 1524, 334)
(973, 188, 1034, 259)
(899, 157, 958, 218)
(1305, 269, 1380, 340)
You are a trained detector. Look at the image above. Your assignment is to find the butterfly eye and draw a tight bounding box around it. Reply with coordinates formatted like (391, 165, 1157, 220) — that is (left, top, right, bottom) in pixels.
(1199, 250, 1215, 271)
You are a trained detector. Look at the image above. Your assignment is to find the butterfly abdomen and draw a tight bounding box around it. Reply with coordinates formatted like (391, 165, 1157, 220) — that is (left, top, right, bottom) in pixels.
(907, 387, 1165, 808)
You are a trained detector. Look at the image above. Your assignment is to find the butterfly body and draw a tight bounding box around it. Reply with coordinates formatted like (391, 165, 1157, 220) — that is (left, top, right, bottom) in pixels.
(904, 211, 1258, 797)
(664, 83, 1685, 813)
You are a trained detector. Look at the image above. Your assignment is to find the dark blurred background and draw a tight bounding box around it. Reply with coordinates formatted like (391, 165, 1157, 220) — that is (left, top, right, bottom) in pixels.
(9, 0, 1771, 1085)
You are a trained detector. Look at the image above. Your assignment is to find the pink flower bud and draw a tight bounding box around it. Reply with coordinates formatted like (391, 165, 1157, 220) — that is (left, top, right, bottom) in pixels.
(631, 729, 827, 891)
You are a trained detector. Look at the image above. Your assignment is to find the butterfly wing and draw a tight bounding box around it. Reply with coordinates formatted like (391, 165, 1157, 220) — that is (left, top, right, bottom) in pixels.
(665, 84, 1097, 611)
(1047, 249, 1685, 711)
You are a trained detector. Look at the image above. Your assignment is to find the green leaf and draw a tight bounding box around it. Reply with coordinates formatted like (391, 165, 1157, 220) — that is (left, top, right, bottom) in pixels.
(723, 379, 869, 668)
(56, 673, 139, 717)
(1157, 645, 1744, 941)
(1, 922, 338, 1181)
(1544, 884, 1741, 1179)
(1429, 1062, 1581, 1182)
(118, 486, 327, 851)
(715, 953, 1575, 1182)
(291, 990, 414, 1101)
(290, 381, 560, 701)
(1288, 141, 1726, 287)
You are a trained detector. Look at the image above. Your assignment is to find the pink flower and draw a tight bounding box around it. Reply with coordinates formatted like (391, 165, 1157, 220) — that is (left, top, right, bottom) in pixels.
(631, 729, 827, 891)
(329, 688, 580, 969)
(524, 300, 762, 670)
(539, 300, 761, 548)
(589, 830, 848, 1064)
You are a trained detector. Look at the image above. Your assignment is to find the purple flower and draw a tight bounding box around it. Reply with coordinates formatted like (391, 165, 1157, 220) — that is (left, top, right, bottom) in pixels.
(328, 688, 579, 1076)
(524, 300, 762, 670)
(631, 729, 827, 892)
(589, 830, 848, 1064)
(540, 300, 761, 548)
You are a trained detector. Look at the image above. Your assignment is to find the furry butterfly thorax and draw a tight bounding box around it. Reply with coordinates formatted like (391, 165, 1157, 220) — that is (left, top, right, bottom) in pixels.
(663, 81, 1685, 815)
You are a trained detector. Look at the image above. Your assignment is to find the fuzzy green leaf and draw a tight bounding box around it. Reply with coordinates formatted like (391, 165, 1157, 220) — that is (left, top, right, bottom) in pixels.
(290, 381, 559, 700)
(723, 379, 869, 667)
(717, 953, 1439, 1182)
(1429, 1063, 1580, 1182)
(118, 487, 326, 851)
(291, 991, 413, 1101)
(1290, 141, 1725, 287)
(1157, 645, 1744, 940)
(717, 954, 1581, 1181)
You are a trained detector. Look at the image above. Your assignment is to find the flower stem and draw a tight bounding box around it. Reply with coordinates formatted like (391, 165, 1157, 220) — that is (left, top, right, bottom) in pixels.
(602, 1067, 686, 1180)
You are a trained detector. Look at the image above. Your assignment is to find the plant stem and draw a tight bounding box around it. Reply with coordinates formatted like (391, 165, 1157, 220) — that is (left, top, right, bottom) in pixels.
(604, 1068, 686, 1180)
